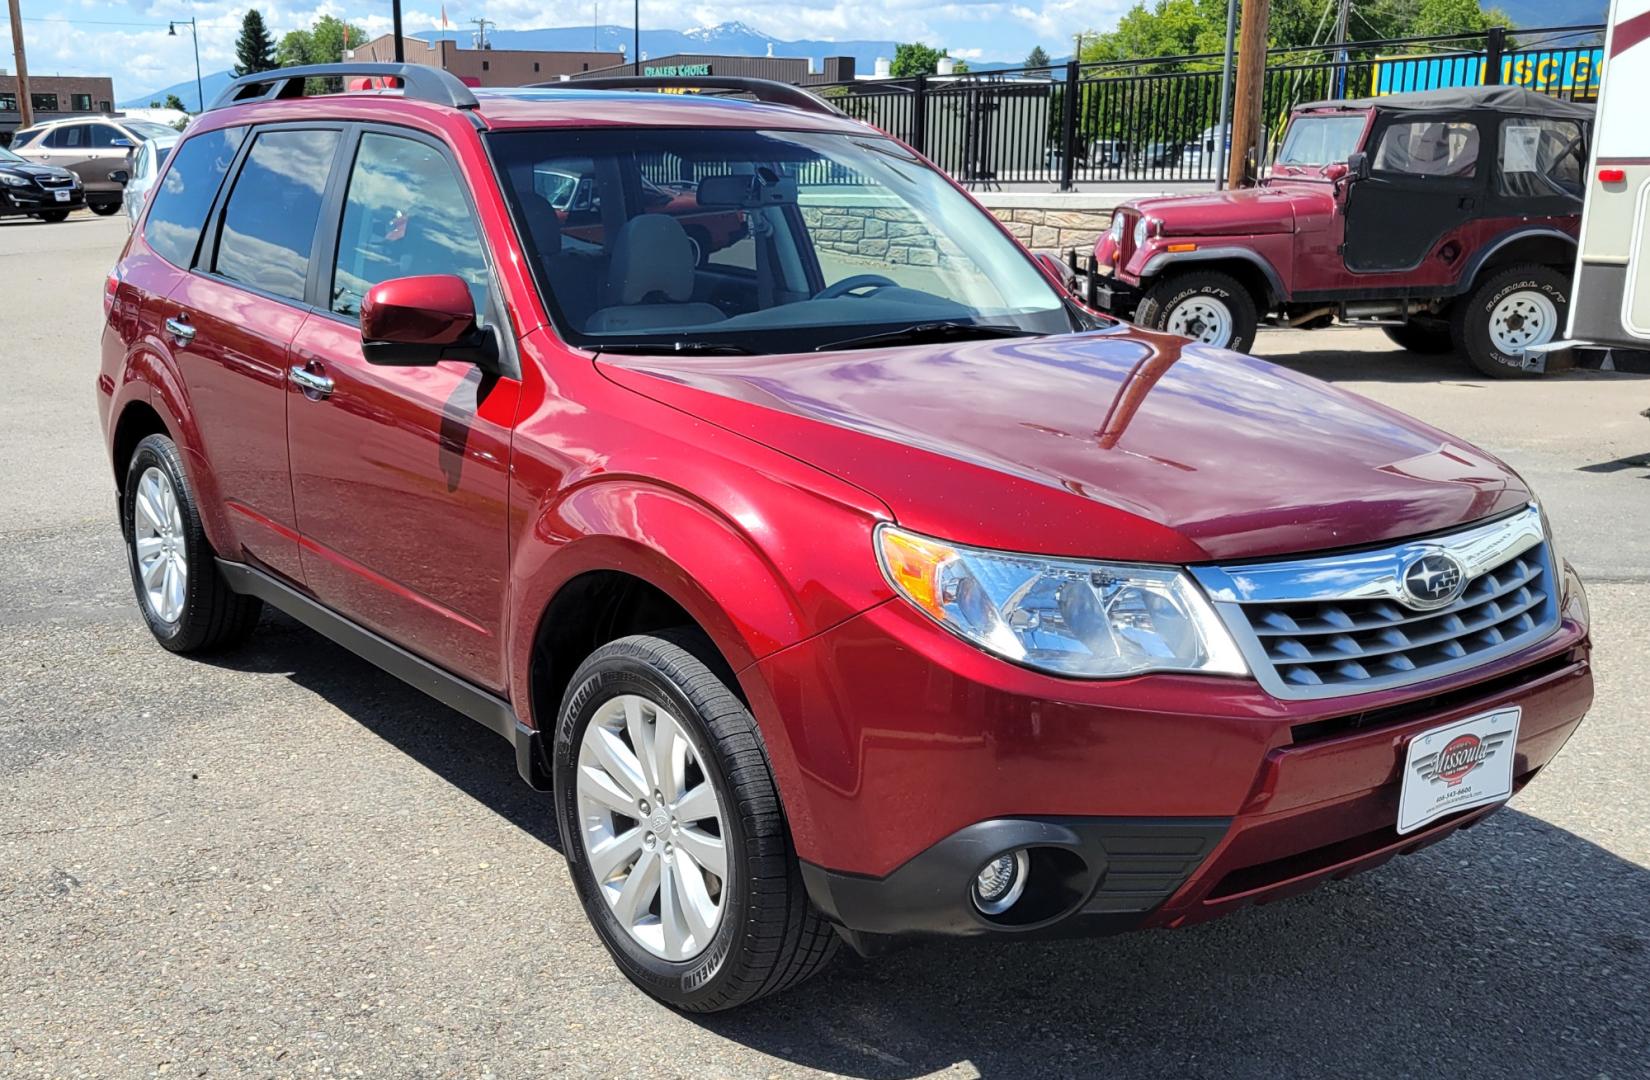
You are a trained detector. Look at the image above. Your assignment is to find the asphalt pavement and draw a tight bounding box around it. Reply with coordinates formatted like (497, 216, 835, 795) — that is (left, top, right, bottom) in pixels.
(2, 213, 1647, 1078)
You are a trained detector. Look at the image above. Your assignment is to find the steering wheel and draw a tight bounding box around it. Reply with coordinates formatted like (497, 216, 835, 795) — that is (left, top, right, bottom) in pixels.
(816, 274, 899, 300)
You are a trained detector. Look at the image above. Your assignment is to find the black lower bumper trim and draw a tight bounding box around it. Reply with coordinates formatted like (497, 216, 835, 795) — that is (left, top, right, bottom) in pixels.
(1091, 278, 1142, 316)
(801, 816, 1228, 950)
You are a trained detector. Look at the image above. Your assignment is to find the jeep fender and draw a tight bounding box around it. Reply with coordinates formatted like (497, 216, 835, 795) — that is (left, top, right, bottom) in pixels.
(1140, 246, 1285, 305)
(1457, 227, 1577, 296)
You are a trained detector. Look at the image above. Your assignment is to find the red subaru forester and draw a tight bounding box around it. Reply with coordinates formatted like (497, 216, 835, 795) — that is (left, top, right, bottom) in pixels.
(98, 65, 1593, 1012)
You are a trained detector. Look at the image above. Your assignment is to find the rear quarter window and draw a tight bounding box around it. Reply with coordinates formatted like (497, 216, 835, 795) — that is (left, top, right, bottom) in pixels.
(142, 126, 247, 269)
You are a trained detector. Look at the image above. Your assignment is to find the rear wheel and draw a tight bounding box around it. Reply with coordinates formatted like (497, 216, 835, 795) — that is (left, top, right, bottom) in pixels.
(554, 631, 838, 1012)
(123, 434, 262, 653)
(1383, 319, 1454, 354)
(1452, 264, 1570, 378)
(89, 202, 121, 217)
(1135, 269, 1259, 353)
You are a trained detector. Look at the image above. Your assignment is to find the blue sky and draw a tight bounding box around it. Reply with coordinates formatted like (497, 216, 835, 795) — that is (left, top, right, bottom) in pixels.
(9, 0, 1111, 100)
(0, 0, 1601, 102)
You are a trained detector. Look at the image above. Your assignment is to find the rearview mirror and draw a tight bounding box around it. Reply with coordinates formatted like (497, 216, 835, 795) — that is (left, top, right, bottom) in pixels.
(697, 169, 797, 209)
(1347, 151, 1369, 180)
(360, 274, 497, 368)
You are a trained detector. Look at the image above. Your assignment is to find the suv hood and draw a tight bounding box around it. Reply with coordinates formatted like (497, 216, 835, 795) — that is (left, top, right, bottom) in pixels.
(1128, 184, 1329, 237)
(0, 162, 75, 182)
(599, 328, 1529, 563)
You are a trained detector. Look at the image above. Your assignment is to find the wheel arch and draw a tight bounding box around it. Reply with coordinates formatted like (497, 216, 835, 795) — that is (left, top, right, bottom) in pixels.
(1140, 248, 1281, 310)
(1460, 228, 1577, 294)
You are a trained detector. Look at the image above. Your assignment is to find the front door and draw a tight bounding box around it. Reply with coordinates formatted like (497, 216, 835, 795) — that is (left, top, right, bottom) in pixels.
(287, 128, 516, 691)
(1344, 115, 1485, 273)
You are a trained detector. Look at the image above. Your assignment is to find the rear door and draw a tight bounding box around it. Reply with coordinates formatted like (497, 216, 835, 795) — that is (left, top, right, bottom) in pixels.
(1344, 114, 1486, 272)
(166, 124, 345, 584)
(286, 126, 516, 690)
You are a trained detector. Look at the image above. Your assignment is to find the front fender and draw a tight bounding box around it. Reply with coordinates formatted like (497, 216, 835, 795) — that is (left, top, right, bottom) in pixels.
(1131, 242, 1287, 301)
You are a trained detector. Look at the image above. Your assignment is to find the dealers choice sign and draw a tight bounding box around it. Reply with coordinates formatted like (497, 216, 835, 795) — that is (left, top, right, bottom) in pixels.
(644, 64, 714, 77)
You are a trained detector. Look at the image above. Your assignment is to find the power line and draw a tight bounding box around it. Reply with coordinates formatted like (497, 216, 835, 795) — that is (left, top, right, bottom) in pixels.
(3, 16, 172, 29)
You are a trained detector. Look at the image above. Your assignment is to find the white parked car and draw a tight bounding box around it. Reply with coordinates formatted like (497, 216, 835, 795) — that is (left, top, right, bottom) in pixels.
(123, 134, 180, 227)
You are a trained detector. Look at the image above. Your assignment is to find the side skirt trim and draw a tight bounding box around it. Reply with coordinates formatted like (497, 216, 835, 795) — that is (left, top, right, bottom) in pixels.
(214, 558, 552, 790)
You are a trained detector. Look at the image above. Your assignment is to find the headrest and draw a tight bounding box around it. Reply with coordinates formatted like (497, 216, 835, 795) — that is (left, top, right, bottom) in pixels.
(609, 213, 697, 305)
(524, 193, 562, 258)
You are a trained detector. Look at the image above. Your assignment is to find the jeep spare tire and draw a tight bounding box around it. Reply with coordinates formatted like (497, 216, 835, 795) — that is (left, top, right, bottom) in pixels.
(1136, 269, 1259, 353)
(1452, 263, 1571, 379)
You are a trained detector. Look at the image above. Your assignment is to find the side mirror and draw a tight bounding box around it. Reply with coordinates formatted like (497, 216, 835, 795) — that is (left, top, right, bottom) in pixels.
(360, 274, 497, 368)
(1347, 151, 1370, 181)
(1033, 251, 1078, 294)
(110, 169, 130, 185)
(111, 137, 134, 149)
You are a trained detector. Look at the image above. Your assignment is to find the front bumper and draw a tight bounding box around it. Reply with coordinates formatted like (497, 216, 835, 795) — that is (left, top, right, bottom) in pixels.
(749, 565, 1591, 945)
(0, 184, 85, 215)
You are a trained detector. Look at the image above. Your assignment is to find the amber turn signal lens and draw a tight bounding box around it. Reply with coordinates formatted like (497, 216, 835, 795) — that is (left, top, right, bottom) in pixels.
(877, 528, 957, 616)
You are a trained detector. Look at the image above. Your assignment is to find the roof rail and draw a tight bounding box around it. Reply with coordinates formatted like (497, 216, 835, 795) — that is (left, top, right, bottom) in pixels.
(207, 63, 480, 113)
(535, 75, 845, 117)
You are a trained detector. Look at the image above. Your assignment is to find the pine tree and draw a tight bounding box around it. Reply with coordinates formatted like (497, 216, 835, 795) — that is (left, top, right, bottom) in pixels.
(233, 10, 277, 76)
(1026, 45, 1051, 70)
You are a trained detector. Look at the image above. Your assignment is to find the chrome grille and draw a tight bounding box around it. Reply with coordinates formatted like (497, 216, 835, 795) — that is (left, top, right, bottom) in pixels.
(1190, 505, 1560, 700)
(35, 176, 73, 189)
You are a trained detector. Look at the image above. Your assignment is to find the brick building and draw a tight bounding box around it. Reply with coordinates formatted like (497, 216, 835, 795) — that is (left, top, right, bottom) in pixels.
(347, 35, 621, 85)
(1, 73, 117, 142)
(570, 54, 857, 86)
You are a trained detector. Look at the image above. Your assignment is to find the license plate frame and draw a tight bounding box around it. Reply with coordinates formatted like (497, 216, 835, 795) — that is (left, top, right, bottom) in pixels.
(53, 190, 71, 203)
(1397, 706, 1521, 835)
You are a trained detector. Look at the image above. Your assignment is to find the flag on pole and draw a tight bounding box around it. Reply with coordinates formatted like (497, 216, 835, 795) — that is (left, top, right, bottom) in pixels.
(441, 5, 449, 28)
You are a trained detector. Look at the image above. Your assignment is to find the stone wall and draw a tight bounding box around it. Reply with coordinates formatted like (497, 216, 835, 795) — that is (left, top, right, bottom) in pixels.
(984, 206, 1115, 256)
(800, 204, 966, 268)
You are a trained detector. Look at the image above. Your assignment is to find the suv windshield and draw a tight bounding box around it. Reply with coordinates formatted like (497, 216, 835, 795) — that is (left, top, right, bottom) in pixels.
(490, 128, 1072, 353)
(1275, 114, 1368, 166)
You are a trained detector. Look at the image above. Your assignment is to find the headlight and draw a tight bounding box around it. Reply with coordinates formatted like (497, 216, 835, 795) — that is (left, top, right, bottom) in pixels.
(876, 526, 1248, 679)
(0, 174, 28, 188)
(1133, 216, 1151, 248)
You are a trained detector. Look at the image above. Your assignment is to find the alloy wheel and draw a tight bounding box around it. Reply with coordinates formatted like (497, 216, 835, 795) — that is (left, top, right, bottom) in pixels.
(132, 466, 187, 624)
(575, 693, 728, 961)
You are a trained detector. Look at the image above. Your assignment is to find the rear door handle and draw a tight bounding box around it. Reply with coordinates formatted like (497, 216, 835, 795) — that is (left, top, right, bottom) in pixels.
(164, 315, 195, 344)
(288, 364, 334, 399)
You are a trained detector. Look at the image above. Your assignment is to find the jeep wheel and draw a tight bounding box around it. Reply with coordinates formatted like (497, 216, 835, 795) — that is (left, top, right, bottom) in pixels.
(554, 631, 838, 1012)
(124, 434, 263, 653)
(1383, 319, 1455, 354)
(1136, 270, 1259, 352)
(1452, 264, 1570, 379)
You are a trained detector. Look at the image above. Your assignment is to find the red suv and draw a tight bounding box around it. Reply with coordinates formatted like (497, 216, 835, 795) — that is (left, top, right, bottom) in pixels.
(99, 65, 1593, 1012)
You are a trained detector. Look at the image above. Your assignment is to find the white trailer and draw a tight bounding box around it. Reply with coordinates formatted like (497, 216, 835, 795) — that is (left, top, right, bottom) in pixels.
(1566, 0, 1650, 361)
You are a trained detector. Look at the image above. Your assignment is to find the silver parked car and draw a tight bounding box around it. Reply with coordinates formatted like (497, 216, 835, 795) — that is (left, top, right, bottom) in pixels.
(122, 134, 180, 227)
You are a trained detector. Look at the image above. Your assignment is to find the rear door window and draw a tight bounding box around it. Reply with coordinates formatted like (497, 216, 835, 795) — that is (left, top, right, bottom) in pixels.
(212, 128, 341, 302)
(142, 126, 247, 268)
(1497, 118, 1585, 199)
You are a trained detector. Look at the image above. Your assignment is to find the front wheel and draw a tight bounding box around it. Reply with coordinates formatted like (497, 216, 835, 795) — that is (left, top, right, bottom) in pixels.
(34, 209, 70, 223)
(554, 631, 838, 1012)
(123, 434, 263, 653)
(1135, 269, 1259, 353)
(1452, 264, 1570, 378)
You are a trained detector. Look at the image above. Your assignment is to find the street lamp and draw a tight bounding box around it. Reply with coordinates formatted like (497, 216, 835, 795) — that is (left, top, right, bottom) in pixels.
(169, 19, 204, 113)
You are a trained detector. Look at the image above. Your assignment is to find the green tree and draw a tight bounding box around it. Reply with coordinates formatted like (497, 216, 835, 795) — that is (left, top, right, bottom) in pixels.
(233, 9, 278, 76)
(1026, 45, 1051, 70)
(891, 43, 955, 77)
(277, 16, 368, 92)
(163, 93, 188, 112)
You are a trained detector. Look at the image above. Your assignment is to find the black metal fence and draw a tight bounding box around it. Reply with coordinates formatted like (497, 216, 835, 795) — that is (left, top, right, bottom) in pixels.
(809, 24, 1604, 188)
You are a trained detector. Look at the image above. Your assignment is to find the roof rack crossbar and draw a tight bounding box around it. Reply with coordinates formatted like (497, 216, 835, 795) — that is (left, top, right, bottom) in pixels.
(207, 63, 480, 113)
(531, 75, 845, 117)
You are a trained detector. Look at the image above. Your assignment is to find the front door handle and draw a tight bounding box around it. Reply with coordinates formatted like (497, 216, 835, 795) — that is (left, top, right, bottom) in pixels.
(164, 315, 195, 344)
(289, 364, 335, 399)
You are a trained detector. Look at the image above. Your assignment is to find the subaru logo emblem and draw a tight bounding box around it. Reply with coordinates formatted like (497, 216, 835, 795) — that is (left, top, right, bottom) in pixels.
(1399, 550, 1466, 610)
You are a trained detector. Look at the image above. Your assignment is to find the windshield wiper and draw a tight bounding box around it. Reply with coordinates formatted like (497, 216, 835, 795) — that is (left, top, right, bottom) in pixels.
(590, 341, 753, 356)
(814, 322, 1041, 352)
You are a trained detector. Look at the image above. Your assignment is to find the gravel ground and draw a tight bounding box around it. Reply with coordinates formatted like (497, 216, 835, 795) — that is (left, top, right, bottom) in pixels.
(2, 213, 1647, 1079)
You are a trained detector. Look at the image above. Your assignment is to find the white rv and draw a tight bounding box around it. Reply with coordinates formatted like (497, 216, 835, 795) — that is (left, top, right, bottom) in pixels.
(1567, 0, 1650, 359)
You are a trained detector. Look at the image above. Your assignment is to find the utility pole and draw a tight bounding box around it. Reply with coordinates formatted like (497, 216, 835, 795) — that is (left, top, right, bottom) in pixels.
(471, 17, 495, 49)
(8, 0, 32, 130)
(1213, 0, 1237, 189)
(1332, 0, 1352, 98)
(633, 0, 640, 75)
(393, 0, 405, 61)
(1227, 0, 1270, 189)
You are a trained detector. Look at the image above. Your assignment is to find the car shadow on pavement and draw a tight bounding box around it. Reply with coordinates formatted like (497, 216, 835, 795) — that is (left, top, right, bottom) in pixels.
(200, 609, 565, 856)
(203, 611, 1647, 1078)
(1261, 344, 1650, 386)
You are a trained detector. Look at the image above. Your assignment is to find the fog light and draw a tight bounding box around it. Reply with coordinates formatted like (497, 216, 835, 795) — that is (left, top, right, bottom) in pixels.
(972, 849, 1030, 915)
